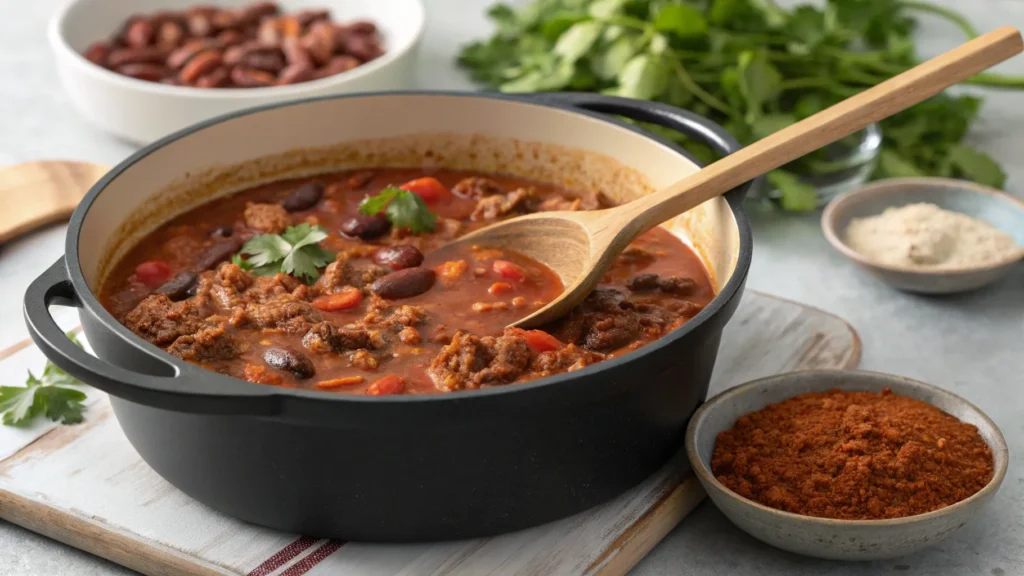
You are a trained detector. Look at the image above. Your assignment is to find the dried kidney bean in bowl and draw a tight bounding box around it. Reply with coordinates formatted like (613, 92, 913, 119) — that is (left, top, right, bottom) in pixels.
(100, 169, 716, 395)
(83, 1, 385, 88)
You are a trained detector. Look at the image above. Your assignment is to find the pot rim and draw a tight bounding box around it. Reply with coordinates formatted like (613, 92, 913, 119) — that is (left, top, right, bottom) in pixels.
(63, 90, 754, 406)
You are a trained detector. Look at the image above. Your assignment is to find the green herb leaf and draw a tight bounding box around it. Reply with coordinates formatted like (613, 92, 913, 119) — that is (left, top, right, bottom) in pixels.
(2, 333, 87, 427)
(236, 224, 335, 283)
(654, 4, 708, 39)
(554, 21, 604, 63)
(613, 53, 669, 100)
(766, 170, 819, 212)
(876, 149, 924, 179)
(360, 186, 438, 234)
(946, 145, 1006, 188)
(457, 0, 1023, 209)
(737, 51, 781, 123)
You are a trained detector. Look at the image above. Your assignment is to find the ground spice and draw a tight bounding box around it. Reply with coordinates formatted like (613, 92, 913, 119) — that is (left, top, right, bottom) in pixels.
(711, 388, 994, 520)
(845, 202, 1019, 269)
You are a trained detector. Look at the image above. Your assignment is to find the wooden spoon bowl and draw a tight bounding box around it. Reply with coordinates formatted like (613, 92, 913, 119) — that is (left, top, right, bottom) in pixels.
(0, 160, 108, 244)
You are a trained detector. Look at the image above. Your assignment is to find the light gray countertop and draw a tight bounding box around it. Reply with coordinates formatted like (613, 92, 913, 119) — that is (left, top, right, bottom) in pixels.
(1, 1, 1022, 575)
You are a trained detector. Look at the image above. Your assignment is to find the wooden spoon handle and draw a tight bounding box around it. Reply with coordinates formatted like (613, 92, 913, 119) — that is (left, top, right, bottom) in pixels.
(618, 26, 1023, 233)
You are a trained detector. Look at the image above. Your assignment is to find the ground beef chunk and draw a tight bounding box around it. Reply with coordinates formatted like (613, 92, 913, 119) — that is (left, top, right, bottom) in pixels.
(244, 202, 290, 233)
(531, 344, 605, 375)
(350, 349, 378, 370)
(167, 326, 240, 362)
(314, 258, 387, 294)
(470, 188, 535, 221)
(618, 246, 657, 269)
(123, 294, 203, 346)
(428, 329, 531, 391)
(551, 288, 640, 352)
(626, 273, 696, 295)
(536, 195, 583, 211)
(302, 321, 373, 354)
(453, 177, 504, 199)
(245, 294, 321, 333)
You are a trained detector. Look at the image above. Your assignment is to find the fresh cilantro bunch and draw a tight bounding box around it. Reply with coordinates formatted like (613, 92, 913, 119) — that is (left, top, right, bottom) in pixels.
(1, 333, 87, 427)
(359, 186, 437, 233)
(233, 223, 335, 282)
(458, 0, 1024, 210)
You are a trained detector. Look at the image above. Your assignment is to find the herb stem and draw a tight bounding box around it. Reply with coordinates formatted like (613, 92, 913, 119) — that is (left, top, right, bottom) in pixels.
(963, 71, 1024, 88)
(672, 59, 732, 114)
(778, 77, 859, 97)
(900, 1, 980, 39)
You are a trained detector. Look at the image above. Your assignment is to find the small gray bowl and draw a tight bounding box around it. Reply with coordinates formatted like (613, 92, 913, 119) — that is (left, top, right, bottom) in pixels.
(821, 178, 1024, 294)
(685, 370, 1008, 561)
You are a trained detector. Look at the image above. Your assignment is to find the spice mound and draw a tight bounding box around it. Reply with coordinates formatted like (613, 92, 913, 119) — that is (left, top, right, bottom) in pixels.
(845, 202, 1019, 269)
(711, 388, 994, 520)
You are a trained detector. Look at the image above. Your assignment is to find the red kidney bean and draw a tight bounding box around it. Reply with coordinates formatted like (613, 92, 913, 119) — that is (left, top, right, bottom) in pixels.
(373, 245, 424, 271)
(263, 346, 315, 378)
(237, 1, 280, 25)
(187, 13, 214, 37)
(295, 9, 330, 28)
(125, 19, 155, 48)
(167, 38, 218, 68)
(211, 10, 239, 30)
(84, 42, 111, 66)
(210, 225, 233, 238)
(281, 182, 323, 212)
(302, 22, 335, 65)
(339, 214, 390, 239)
(117, 63, 170, 82)
(195, 66, 230, 87)
(340, 35, 381, 62)
(216, 29, 246, 47)
(312, 55, 358, 79)
(195, 238, 242, 270)
(371, 268, 436, 299)
(178, 49, 222, 84)
(230, 66, 276, 87)
(281, 36, 312, 67)
(346, 21, 377, 35)
(240, 50, 285, 73)
(108, 47, 166, 67)
(157, 21, 185, 49)
(277, 63, 314, 84)
(154, 271, 198, 301)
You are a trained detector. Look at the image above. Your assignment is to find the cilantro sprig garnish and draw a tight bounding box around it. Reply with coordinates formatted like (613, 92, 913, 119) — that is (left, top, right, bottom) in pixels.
(358, 186, 437, 234)
(1, 333, 87, 427)
(233, 223, 335, 283)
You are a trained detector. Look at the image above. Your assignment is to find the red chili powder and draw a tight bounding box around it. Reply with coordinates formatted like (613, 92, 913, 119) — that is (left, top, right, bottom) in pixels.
(710, 387, 994, 520)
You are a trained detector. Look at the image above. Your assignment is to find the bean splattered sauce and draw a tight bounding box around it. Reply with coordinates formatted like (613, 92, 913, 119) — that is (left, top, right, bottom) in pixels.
(101, 170, 714, 395)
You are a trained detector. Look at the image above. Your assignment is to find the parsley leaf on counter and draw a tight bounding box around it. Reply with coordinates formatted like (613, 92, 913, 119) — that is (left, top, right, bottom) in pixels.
(457, 0, 1024, 211)
(236, 223, 334, 283)
(359, 186, 437, 234)
(1, 333, 87, 427)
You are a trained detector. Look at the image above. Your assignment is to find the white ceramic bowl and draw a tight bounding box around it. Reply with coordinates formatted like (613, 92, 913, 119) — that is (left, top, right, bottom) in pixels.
(686, 370, 1008, 561)
(48, 0, 425, 144)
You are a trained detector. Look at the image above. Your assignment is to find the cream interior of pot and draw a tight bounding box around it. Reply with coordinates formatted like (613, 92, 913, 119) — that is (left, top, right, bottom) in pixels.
(78, 95, 741, 296)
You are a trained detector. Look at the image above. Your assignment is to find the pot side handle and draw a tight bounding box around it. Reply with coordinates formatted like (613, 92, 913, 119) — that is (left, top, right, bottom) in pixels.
(525, 92, 756, 202)
(23, 257, 280, 415)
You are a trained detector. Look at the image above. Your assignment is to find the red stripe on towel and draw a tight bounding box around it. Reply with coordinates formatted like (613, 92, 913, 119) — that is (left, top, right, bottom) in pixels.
(278, 540, 345, 575)
(246, 536, 320, 576)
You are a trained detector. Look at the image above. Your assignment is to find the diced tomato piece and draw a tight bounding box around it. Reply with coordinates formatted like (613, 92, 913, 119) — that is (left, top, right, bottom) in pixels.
(488, 282, 514, 295)
(135, 260, 173, 289)
(521, 330, 564, 353)
(366, 374, 406, 396)
(311, 286, 363, 311)
(400, 177, 450, 204)
(243, 364, 284, 386)
(437, 259, 468, 280)
(493, 259, 525, 281)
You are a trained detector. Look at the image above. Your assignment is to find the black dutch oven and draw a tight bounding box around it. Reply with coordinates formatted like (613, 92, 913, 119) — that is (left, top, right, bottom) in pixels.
(24, 92, 753, 542)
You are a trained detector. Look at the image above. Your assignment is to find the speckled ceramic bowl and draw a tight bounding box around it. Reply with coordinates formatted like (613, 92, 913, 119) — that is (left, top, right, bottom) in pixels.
(821, 178, 1024, 294)
(685, 370, 1008, 561)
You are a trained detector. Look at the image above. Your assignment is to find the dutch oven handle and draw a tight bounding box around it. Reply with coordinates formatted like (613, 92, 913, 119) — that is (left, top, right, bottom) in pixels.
(525, 92, 754, 201)
(23, 258, 280, 415)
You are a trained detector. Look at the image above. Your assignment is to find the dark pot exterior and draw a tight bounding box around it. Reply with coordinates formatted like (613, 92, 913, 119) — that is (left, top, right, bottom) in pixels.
(25, 92, 753, 541)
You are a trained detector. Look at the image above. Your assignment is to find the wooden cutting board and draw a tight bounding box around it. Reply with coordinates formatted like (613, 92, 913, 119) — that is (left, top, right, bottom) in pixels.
(0, 291, 859, 576)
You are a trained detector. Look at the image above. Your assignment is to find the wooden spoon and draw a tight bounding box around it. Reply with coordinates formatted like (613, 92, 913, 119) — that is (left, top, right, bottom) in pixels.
(0, 160, 108, 244)
(451, 26, 1023, 329)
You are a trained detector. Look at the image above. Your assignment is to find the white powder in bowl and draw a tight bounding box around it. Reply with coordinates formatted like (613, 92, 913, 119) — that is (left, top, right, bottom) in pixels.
(844, 202, 1020, 269)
